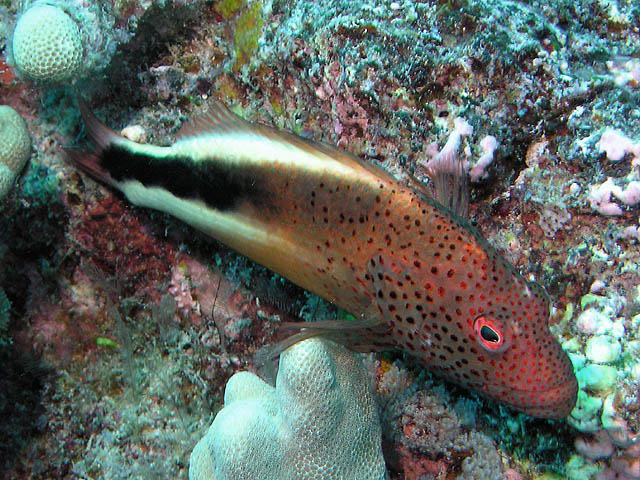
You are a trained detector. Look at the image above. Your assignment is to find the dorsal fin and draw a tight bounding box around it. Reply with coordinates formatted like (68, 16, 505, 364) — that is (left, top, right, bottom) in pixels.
(406, 170, 435, 201)
(175, 99, 399, 182)
(175, 100, 253, 141)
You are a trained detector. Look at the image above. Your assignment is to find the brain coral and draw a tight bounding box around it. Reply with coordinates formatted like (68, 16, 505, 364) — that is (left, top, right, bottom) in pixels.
(189, 337, 387, 480)
(0, 106, 31, 200)
(11, 3, 83, 83)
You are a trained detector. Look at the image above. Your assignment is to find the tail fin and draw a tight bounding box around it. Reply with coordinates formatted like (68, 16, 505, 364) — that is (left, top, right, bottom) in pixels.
(76, 95, 124, 154)
(63, 148, 118, 187)
(63, 95, 127, 188)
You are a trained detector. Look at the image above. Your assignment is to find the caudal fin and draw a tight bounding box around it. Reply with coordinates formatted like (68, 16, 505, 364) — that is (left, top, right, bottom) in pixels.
(63, 95, 128, 188)
(77, 95, 124, 153)
(63, 148, 118, 187)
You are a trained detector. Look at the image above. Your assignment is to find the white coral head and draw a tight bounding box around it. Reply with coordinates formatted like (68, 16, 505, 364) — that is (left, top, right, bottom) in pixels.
(598, 129, 638, 162)
(189, 338, 387, 480)
(11, 3, 83, 83)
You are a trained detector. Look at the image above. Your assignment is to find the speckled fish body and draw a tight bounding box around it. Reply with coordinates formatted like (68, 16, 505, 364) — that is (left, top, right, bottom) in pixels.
(69, 99, 577, 418)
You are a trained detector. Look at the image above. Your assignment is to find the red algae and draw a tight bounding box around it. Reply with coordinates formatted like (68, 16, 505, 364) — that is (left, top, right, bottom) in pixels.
(72, 196, 176, 299)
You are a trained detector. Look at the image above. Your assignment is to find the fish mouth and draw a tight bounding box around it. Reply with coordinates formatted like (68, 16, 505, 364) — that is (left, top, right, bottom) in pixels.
(483, 377, 578, 419)
(502, 381, 572, 394)
(480, 346, 579, 418)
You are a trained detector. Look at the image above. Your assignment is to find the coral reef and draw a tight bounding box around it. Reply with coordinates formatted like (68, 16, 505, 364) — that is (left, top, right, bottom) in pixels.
(0, 288, 10, 347)
(562, 289, 640, 479)
(0, 0, 639, 479)
(398, 390, 504, 479)
(366, 356, 509, 479)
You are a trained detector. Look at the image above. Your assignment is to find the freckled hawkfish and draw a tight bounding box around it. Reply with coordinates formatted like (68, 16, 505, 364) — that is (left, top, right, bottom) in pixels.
(67, 97, 577, 418)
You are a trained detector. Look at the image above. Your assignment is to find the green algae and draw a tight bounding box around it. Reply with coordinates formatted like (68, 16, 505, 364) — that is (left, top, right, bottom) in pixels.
(212, 0, 265, 70)
(233, 1, 264, 71)
(96, 336, 120, 349)
(215, 0, 247, 19)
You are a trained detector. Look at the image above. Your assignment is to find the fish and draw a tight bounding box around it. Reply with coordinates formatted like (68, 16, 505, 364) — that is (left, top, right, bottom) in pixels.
(66, 96, 578, 418)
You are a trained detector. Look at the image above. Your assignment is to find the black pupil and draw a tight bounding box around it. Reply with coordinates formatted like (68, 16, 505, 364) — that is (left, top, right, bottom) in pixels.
(480, 325, 500, 343)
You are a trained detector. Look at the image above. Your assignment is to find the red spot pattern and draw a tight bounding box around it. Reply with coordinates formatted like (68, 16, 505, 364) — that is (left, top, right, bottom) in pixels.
(263, 165, 576, 418)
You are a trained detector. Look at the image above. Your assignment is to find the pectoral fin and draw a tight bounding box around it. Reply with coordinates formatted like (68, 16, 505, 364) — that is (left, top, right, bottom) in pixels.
(368, 254, 430, 352)
(254, 312, 392, 368)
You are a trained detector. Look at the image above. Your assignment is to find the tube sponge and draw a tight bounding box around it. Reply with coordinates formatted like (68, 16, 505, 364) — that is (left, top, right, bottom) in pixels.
(189, 338, 387, 480)
(11, 4, 83, 83)
(0, 106, 31, 200)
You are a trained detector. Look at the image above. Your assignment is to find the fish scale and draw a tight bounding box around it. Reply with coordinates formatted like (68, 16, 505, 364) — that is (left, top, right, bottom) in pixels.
(66, 97, 578, 418)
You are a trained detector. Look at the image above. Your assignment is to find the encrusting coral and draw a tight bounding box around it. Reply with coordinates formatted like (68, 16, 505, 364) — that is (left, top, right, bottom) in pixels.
(189, 337, 387, 480)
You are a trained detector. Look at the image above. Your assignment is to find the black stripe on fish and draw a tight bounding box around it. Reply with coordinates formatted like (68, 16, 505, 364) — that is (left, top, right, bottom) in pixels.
(100, 144, 268, 211)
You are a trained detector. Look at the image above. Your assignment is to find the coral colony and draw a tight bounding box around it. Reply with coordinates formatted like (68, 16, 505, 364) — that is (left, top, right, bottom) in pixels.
(190, 338, 387, 480)
(1, 1, 639, 479)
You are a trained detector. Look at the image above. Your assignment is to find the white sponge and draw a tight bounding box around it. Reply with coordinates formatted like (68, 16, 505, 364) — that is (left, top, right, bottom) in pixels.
(0, 106, 31, 200)
(12, 4, 83, 83)
(190, 338, 387, 480)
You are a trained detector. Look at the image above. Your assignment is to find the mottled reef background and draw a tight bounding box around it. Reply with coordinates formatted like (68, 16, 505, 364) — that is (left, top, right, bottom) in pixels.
(1, 0, 640, 479)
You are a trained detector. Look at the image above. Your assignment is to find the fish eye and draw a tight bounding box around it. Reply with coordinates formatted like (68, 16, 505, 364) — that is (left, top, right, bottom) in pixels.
(474, 315, 510, 353)
(480, 325, 500, 343)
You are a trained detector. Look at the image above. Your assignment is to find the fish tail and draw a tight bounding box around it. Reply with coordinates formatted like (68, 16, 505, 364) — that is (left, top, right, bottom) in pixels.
(67, 95, 177, 191)
(76, 95, 125, 154)
(63, 95, 135, 188)
(63, 147, 118, 187)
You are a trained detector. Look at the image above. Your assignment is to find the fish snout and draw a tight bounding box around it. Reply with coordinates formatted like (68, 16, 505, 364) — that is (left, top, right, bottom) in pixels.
(504, 344, 578, 419)
(521, 377, 578, 418)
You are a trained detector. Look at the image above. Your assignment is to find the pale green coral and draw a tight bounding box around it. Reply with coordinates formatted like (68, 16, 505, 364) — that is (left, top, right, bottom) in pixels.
(12, 3, 83, 82)
(569, 391, 603, 433)
(585, 336, 621, 364)
(576, 364, 618, 392)
(189, 338, 387, 480)
(564, 287, 640, 478)
(565, 454, 601, 480)
(0, 106, 31, 200)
